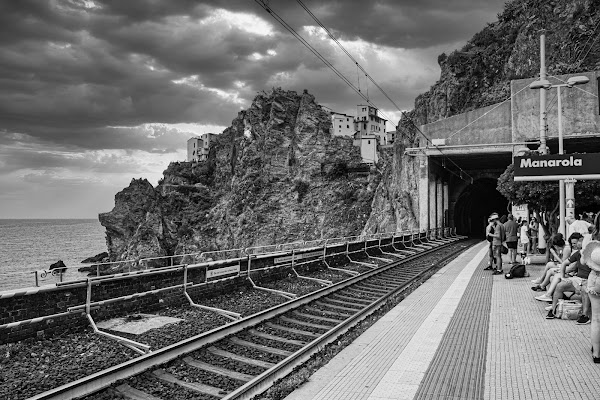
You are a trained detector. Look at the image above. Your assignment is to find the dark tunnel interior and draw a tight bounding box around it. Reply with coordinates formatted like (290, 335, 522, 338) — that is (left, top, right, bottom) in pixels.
(454, 178, 510, 237)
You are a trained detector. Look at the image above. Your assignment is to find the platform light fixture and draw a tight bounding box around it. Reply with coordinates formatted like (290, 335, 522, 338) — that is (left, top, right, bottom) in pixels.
(528, 75, 590, 235)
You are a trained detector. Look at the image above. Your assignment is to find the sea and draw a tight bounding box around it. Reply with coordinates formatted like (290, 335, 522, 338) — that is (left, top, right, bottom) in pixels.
(0, 219, 107, 292)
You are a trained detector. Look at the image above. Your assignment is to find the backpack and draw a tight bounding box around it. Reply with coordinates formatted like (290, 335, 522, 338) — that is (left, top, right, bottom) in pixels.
(504, 263, 527, 279)
(487, 226, 495, 242)
(554, 300, 582, 320)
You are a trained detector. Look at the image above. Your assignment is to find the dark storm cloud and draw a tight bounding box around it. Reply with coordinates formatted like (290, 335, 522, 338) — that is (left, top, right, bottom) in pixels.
(0, 0, 503, 150)
(94, 0, 503, 48)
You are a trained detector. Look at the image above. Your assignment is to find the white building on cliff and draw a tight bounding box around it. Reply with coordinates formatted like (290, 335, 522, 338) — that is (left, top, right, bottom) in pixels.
(187, 133, 217, 162)
(330, 105, 388, 164)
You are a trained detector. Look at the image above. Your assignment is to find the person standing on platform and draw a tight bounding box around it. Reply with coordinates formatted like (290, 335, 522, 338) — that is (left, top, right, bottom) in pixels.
(582, 238, 600, 363)
(504, 214, 518, 265)
(519, 220, 529, 260)
(485, 216, 496, 270)
(489, 213, 506, 275)
(529, 217, 539, 254)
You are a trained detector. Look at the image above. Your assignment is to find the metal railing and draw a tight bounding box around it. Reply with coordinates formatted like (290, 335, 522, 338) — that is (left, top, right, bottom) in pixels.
(1, 227, 463, 351)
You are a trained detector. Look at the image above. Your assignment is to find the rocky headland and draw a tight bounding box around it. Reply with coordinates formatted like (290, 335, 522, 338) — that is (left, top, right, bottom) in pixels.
(99, 89, 384, 265)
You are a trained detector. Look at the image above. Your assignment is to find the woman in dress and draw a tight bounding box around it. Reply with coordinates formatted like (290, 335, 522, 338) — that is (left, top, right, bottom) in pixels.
(529, 217, 539, 254)
(519, 220, 529, 260)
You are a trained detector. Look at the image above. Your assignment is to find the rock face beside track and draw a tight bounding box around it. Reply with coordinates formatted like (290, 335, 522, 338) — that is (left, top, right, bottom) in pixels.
(99, 89, 381, 265)
(363, 0, 600, 234)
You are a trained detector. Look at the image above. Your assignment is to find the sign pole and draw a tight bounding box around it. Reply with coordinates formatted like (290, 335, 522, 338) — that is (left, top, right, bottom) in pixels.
(538, 31, 549, 155)
(557, 85, 566, 236)
(565, 178, 576, 221)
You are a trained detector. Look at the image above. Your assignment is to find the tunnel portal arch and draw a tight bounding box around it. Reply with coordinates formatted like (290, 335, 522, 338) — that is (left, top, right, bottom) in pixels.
(454, 178, 509, 237)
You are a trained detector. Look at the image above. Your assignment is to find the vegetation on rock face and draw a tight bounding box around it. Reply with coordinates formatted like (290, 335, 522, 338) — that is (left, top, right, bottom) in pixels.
(413, 0, 600, 126)
(363, 0, 600, 235)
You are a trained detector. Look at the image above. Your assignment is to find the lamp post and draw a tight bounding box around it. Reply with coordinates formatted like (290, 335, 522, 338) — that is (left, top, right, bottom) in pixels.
(529, 75, 590, 236)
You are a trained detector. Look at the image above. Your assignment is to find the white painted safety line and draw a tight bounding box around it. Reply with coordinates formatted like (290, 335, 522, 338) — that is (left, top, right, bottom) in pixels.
(366, 244, 489, 400)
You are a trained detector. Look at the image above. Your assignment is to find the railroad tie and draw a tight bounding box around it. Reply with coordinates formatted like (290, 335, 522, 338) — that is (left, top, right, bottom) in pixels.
(208, 346, 276, 369)
(248, 328, 308, 346)
(183, 356, 254, 382)
(314, 300, 360, 313)
(265, 322, 320, 338)
(321, 297, 366, 309)
(279, 315, 332, 330)
(115, 384, 163, 400)
(303, 305, 352, 319)
(229, 337, 292, 357)
(152, 369, 226, 398)
(292, 310, 342, 324)
(330, 293, 373, 305)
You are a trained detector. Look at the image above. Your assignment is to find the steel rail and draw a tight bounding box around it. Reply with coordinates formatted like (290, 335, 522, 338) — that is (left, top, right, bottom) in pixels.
(28, 238, 466, 400)
(223, 241, 471, 400)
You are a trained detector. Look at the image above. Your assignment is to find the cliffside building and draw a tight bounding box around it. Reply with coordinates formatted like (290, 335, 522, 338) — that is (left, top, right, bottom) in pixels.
(330, 105, 388, 164)
(356, 105, 387, 145)
(187, 133, 217, 162)
(331, 112, 355, 137)
(187, 137, 203, 162)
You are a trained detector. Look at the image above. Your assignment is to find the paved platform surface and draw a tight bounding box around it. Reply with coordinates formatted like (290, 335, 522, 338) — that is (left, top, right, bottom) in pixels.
(284, 242, 600, 400)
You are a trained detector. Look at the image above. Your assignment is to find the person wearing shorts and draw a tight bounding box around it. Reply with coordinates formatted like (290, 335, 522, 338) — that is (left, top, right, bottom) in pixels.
(504, 214, 518, 265)
(489, 213, 506, 275)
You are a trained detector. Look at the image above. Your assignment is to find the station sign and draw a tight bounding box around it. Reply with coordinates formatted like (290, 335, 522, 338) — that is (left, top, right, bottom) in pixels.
(206, 264, 240, 279)
(511, 203, 528, 221)
(513, 153, 600, 181)
(274, 250, 322, 264)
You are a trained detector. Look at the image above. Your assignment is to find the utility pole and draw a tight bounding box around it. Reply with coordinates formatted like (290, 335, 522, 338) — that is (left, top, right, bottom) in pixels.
(538, 31, 549, 155)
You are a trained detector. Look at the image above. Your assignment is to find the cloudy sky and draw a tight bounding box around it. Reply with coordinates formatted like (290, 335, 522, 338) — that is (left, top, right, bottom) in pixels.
(0, 0, 505, 218)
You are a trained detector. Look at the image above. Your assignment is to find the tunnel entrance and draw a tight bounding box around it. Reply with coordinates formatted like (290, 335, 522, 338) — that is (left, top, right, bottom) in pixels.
(454, 178, 509, 237)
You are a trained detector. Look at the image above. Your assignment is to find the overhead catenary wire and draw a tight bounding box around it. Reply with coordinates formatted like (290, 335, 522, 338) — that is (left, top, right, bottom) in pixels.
(289, 0, 473, 183)
(255, 0, 401, 136)
(446, 84, 530, 140)
(571, 17, 600, 64)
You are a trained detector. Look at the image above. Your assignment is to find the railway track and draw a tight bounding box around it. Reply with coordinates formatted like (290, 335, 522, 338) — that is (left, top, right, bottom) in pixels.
(31, 236, 472, 400)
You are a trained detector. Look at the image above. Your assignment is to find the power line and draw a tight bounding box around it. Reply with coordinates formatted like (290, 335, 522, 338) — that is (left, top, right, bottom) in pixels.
(291, 0, 473, 182)
(446, 84, 530, 140)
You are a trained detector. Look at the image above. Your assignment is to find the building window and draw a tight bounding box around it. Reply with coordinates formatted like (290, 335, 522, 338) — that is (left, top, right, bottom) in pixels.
(347, 125, 349, 128)
(368, 140, 371, 144)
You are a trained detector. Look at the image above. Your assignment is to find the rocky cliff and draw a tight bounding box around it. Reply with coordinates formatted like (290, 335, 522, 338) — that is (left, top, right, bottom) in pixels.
(363, 0, 600, 233)
(100, 89, 381, 264)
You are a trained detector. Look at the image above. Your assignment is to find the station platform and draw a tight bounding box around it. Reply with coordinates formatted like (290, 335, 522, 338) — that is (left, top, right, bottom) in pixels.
(284, 242, 600, 400)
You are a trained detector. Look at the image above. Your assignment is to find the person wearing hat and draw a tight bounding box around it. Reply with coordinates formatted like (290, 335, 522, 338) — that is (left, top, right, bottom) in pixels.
(488, 212, 506, 275)
(582, 233, 600, 363)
